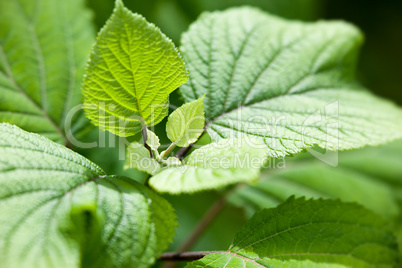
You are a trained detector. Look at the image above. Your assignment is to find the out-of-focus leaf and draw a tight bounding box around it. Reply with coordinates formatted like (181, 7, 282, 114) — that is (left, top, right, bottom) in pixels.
(0, 0, 95, 145)
(0, 123, 176, 268)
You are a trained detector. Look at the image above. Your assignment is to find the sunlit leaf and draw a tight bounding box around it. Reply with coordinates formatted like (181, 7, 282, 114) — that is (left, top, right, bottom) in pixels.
(166, 96, 205, 147)
(82, 0, 188, 136)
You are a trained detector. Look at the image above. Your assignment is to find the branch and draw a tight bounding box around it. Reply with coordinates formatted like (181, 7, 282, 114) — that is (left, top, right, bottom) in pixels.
(175, 130, 206, 159)
(161, 142, 177, 158)
(159, 251, 222, 262)
(179, 196, 226, 252)
(141, 126, 153, 158)
(161, 195, 226, 268)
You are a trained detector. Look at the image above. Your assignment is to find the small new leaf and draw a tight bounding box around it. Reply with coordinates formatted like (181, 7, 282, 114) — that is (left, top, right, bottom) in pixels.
(0, 123, 175, 268)
(124, 142, 161, 175)
(149, 139, 267, 194)
(146, 129, 160, 151)
(165, 157, 182, 166)
(186, 198, 398, 268)
(166, 96, 205, 147)
(82, 0, 188, 136)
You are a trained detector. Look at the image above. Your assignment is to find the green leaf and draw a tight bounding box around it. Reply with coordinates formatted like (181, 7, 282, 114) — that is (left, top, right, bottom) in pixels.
(186, 198, 398, 268)
(186, 253, 347, 268)
(166, 96, 205, 147)
(149, 139, 266, 194)
(229, 161, 399, 219)
(82, 0, 188, 137)
(180, 7, 402, 158)
(165, 157, 182, 166)
(183, 138, 267, 169)
(145, 129, 160, 151)
(150, 166, 259, 194)
(0, 0, 95, 144)
(0, 123, 176, 268)
(124, 142, 161, 175)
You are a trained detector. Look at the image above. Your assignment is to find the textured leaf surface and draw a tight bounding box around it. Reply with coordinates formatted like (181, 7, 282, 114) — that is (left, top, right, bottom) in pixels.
(149, 139, 266, 194)
(149, 166, 259, 194)
(146, 129, 160, 151)
(82, 0, 188, 136)
(184, 138, 267, 169)
(186, 253, 347, 268)
(0, 123, 176, 268)
(186, 198, 398, 268)
(166, 96, 205, 147)
(0, 0, 95, 144)
(124, 142, 161, 175)
(229, 161, 399, 219)
(180, 7, 402, 158)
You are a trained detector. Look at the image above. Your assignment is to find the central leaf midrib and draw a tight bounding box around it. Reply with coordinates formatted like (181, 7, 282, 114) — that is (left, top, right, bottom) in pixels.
(123, 17, 145, 122)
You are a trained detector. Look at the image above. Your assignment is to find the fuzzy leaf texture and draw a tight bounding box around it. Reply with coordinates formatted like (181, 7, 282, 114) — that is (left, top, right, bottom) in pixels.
(186, 197, 398, 268)
(82, 0, 188, 136)
(146, 129, 160, 151)
(180, 8, 402, 158)
(166, 96, 205, 147)
(0, 123, 176, 268)
(124, 141, 161, 175)
(0, 0, 95, 145)
(149, 139, 267, 194)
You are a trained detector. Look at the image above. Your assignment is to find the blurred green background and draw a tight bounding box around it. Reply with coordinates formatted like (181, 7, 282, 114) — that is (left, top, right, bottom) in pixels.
(81, 0, 402, 266)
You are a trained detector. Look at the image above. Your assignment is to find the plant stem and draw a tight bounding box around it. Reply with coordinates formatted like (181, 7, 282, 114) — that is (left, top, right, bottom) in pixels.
(141, 126, 153, 158)
(175, 131, 206, 160)
(159, 251, 222, 262)
(161, 142, 176, 158)
(161, 195, 226, 268)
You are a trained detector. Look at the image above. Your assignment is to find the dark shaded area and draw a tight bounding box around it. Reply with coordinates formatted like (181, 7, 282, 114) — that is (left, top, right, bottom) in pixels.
(323, 0, 402, 104)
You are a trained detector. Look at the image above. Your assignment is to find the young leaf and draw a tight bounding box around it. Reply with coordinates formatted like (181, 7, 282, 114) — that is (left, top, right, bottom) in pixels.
(0, 0, 95, 144)
(186, 198, 398, 267)
(180, 7, 402, 158)
(0, 123, 176, 268)
(165, 157, 182, 166)
(149, 166, 259, 194)
(82, 0, 188, 137)
(145, 129, 161, 151)
(124, 142, 161, 175)
(229, 161, 399, 219)
(166, 96, 205, 147)
(149, 139, 267, 194)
